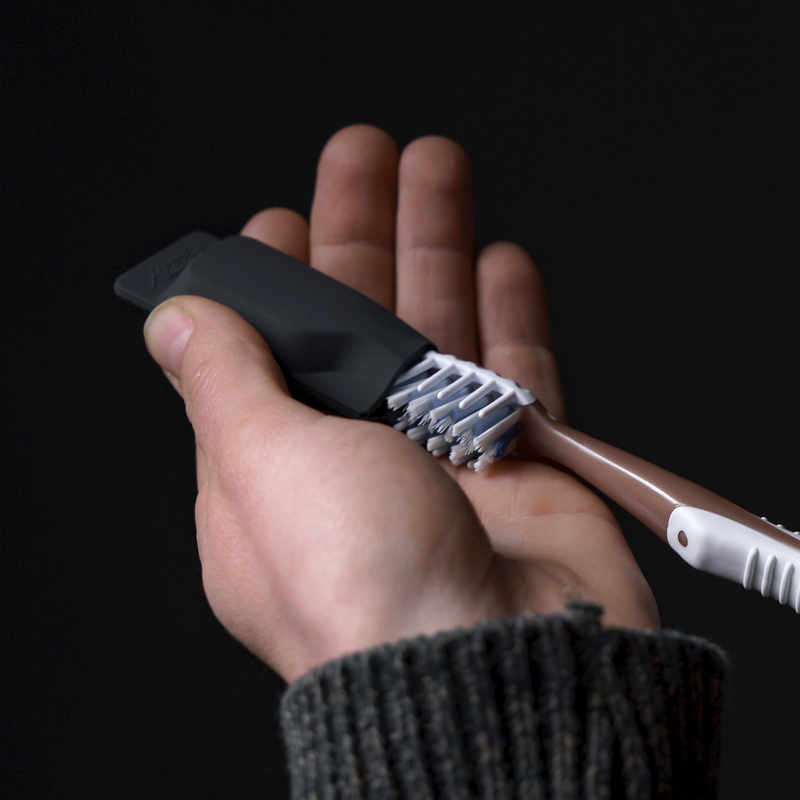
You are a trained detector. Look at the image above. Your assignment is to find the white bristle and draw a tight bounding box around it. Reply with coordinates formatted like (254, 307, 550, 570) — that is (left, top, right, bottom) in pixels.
(478, 389, 516, 419)
(386, 385, 418, 410)
(431, 419, 455, 436)
(386, 356, 442, 409)
(386, 350, 536, 471)
(417, 362, 457, 393)
(407, 384, 460, 420)
(449, 441, 473, 460)
(473, 409, 522, 451)
(428, 396, 466, 424)
(472, 451, 496, 473)
(437, 370, 476, 400)
(451, 408, 485, 438)
(459, 379, 496, 410)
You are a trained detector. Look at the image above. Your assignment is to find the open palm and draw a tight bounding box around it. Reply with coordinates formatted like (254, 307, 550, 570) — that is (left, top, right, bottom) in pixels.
(147, 125, 658, 683)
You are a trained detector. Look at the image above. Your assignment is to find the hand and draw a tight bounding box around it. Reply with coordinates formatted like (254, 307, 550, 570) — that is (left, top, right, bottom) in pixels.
(144, 125, 659, 683)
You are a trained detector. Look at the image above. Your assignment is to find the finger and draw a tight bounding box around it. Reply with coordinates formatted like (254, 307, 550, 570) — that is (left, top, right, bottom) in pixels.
(476, 242, 567, 421)
(395, 136, 478, 361)
(309, 124, 399, 308)
(241, 207, 310, 263)
(144, 296, 318, 467)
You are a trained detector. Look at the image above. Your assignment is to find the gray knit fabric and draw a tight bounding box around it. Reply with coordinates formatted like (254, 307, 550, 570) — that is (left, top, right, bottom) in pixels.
(280, 604, 726, 799)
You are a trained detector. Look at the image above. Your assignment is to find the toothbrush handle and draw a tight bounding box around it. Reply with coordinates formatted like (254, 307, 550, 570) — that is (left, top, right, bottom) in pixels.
(519, 402, 800, 608)
(667, 507, 800, 609)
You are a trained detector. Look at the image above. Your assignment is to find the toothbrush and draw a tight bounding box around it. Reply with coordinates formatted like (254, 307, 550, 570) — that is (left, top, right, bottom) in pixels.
(116, 232, 800, 611)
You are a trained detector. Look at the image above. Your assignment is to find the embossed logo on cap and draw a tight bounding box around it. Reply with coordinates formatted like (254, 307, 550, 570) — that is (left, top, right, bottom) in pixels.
(148, 245, 207, 289)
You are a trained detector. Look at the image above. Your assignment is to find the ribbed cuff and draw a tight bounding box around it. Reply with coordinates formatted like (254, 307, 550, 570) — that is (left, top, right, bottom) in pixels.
(280, 604, 726, 799)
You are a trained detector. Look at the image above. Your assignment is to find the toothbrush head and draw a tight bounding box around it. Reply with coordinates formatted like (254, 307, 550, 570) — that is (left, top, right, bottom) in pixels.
(115, 233, 537, 472)
(383, 351, 536, 472)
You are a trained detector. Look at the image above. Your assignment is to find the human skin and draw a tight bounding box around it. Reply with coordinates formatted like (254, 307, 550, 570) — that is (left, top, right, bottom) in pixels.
(144, 124, 660, 684)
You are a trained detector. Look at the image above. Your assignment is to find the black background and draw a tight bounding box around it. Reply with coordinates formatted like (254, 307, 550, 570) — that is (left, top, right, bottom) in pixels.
(4, 3, 799, 798)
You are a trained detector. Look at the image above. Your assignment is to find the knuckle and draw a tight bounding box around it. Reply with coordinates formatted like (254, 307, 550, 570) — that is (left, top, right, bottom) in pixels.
(213, 415, 265, 504)
(181, 341, 222, 427)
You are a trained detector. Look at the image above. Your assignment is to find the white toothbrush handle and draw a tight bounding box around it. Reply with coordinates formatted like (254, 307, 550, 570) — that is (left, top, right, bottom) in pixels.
(667, 507, 800, 610)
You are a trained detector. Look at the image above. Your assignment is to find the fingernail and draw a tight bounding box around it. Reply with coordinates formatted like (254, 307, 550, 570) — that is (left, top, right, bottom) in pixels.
(144, 302, 194, 376)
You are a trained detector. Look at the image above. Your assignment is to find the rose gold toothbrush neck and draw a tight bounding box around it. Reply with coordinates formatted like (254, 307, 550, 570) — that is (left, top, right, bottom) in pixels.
(516, 401, 794, 549)
(516, 402, 674, 541)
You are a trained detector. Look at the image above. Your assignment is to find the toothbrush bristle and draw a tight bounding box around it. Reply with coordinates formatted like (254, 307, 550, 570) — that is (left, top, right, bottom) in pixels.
(384, 351, 535, 471)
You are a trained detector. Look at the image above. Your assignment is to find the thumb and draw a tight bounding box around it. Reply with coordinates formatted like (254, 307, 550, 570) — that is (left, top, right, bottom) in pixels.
(143, 295, 314, 458)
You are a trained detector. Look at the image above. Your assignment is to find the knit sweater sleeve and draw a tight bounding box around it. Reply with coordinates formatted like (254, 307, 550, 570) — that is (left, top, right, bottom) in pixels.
(279, 603, 726, 799)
